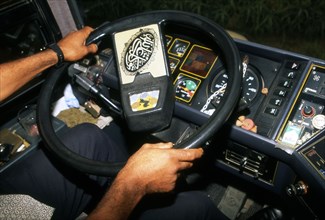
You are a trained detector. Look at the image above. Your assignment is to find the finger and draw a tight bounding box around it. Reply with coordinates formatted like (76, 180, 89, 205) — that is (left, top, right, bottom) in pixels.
(155, 142, 173, 149)
(173, 148, 203, 162)
(87, 44, 98, 53)
(82, 26, 94, 35)
(142, 142, 173, 149)
(177, 161, 193, 171)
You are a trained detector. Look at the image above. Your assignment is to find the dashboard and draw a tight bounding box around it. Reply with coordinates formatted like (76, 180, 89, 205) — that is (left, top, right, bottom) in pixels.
(165, 31, 325, 190)
(161, 32, 324, 190)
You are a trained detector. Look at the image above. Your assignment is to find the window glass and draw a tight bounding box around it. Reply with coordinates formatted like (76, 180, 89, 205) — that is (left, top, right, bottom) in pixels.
(78, 0, 324, 60)
(0, 20, 45, 63)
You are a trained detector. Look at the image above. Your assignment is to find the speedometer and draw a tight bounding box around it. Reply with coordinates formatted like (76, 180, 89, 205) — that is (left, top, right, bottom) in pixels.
(242, 67, 261, 105)
(210, 69, 228, 105)
(210, 66, 263, 107)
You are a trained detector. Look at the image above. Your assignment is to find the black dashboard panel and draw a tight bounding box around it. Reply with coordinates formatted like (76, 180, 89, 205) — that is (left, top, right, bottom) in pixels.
(254, 60, 308, 138)
(161, 31, 323, 140)
(159, 32, 325, 195)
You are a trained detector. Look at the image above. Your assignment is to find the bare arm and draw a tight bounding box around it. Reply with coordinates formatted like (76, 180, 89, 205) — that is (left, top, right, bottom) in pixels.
(87, 142, 204, 220)
(0, 49, 57, 101)
(0, 26, 97, 101)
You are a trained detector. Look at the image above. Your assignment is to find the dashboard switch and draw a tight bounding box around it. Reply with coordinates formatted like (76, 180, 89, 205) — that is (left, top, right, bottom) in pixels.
(286, 181, 308, 196)
(301, 105, 315, 118)
(270, 98, 283, 106)
(274, 89, 287, 97)
(285, 71, 297, 79)
(320, 87, 325, 96)
(286, 61, 300, 70)
(279, 80, 292, 88)
(264, 107, 279, 116)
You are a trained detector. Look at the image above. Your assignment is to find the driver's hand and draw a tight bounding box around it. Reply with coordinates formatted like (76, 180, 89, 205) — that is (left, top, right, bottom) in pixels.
(118, 142, 203, 194)
(57, 26, 98, 61)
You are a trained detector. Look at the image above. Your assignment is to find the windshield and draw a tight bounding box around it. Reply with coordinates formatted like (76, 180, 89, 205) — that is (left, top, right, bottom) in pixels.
(78, 0, 324, 60)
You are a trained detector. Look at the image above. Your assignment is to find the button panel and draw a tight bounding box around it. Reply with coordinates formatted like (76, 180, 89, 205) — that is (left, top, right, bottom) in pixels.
(277, 64, 325, 148)
(255, 60, 306, 138)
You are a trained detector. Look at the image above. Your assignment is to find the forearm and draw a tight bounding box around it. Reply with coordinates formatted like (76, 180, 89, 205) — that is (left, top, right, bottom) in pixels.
(87, 143, 203, 219)
(0, 49, 57, 101)
(87, 173, 145, 220)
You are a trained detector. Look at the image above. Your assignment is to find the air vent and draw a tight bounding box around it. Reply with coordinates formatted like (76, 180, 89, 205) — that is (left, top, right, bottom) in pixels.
(219, 141, 278, 185)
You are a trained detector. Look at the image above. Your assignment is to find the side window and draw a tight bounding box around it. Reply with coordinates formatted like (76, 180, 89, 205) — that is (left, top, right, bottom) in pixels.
(0, 20, 46, 63)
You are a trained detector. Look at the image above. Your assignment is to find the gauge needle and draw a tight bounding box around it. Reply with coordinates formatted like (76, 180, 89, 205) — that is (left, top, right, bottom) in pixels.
(179, 86, 189, 92)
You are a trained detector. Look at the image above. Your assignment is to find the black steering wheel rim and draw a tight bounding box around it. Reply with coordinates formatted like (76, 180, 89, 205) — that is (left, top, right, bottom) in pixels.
(37, 10, 242, 176)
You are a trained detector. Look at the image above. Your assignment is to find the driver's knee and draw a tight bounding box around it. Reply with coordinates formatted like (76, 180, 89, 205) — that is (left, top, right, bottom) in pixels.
(61, 123, 128, 162)
(61, 123, 103, 154)
(62, 123, 101, 142)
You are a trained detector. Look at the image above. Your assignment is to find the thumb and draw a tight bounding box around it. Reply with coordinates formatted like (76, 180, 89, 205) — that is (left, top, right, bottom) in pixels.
(87, 44, 98, 54)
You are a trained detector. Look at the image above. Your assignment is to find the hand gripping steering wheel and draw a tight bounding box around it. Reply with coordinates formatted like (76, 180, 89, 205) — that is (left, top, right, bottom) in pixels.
(37, 10, 242, 176)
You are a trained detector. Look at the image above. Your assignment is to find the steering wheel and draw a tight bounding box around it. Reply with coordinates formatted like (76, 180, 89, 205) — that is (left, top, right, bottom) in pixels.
(37, 10, 242, 176)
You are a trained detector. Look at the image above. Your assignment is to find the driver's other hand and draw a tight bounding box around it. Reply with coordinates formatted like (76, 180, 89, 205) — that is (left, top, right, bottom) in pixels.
(119, 142, 203, 194)
(57, 26, 98, 61)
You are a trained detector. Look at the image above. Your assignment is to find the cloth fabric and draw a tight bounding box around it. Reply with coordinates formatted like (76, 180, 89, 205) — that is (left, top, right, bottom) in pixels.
(0, 123, 226, 220)
(0, 194, 54, 219)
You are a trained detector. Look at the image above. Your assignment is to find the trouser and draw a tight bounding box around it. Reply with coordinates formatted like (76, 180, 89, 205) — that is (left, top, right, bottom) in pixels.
(0, 123, 226, 220)
(0, 123, 128, 219)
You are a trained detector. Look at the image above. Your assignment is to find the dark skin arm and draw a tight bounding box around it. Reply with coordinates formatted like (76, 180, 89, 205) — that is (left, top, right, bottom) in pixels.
(87, 142, 204, 220)
(0, 26, 98, 101)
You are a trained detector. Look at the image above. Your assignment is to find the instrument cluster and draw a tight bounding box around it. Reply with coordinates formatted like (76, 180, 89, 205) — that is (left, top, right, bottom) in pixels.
(164, 33, 272, 129)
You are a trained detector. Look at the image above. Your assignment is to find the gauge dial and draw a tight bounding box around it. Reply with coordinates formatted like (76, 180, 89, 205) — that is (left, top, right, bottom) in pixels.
(175, 74, 201, 102)
(210, 69, 228, 105)
(210, 66, 262, 107)
(169, 39, 190, 57)
(242, 68, 260, 104)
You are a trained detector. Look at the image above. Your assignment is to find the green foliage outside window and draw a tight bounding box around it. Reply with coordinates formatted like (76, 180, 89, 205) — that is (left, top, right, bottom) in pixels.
(79, 0, 325, 59)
